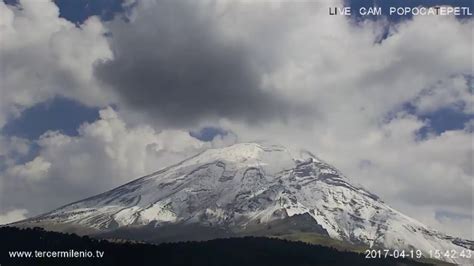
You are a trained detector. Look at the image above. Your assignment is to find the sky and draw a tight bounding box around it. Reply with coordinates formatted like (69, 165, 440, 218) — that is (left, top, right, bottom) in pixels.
(0, 0, 472, 239)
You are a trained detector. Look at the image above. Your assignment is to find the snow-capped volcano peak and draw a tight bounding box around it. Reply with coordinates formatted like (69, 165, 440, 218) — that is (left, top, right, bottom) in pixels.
(15, 142, 473, 264)
(177, 142, 325, 176)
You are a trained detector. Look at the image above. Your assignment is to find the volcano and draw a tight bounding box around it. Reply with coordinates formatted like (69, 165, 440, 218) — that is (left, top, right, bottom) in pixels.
(12, 143, 473, 264)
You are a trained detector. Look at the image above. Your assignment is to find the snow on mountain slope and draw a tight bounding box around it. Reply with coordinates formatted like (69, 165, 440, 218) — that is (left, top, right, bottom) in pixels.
(14, 143, 473, 264)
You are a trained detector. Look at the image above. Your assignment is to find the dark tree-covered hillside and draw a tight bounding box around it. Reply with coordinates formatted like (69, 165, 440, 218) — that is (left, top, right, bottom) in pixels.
(0, 227, 428, 266)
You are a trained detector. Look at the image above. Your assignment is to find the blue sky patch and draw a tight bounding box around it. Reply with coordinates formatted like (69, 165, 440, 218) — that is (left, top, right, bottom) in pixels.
(383, 100, 472, 140)
(3, 0, 17, 6)
(54, 0, 126, 24)
(416, 108, 473, 139)
(1, 97, 100, 140)
(3, 0, 126, 24)
(190, 127, 228, 142)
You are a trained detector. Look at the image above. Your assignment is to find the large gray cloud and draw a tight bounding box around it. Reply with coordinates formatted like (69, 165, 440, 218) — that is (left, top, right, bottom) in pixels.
(95, 0, 302, 126)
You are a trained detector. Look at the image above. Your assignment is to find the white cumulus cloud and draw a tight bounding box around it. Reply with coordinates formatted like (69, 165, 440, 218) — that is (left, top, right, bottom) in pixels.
(0, 0, 113, 127)
(0, 209, 28, 225)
